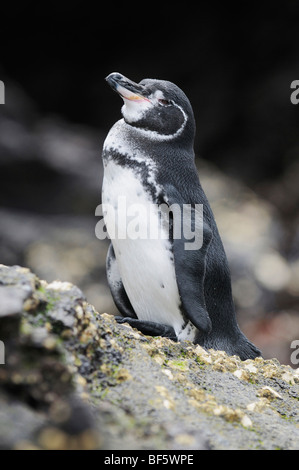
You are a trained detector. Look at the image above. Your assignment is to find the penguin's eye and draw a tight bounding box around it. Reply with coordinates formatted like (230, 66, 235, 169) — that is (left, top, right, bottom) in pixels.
(158, 99, 172, 106)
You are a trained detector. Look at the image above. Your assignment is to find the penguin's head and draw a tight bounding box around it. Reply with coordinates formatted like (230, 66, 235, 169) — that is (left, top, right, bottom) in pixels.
(106, 72, 195, 143)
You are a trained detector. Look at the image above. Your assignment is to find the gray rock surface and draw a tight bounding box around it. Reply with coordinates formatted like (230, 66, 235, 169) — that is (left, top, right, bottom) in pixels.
(0, 264, 298, 450)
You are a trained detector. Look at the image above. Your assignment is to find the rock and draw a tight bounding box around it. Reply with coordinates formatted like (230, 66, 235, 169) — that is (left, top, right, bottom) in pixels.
(0, 286, 30, 317)
(0, 264, 298, 450)
(257, 386, 283, 400)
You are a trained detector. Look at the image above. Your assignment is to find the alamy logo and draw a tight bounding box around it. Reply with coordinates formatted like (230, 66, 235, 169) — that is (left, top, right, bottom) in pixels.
(0, 341, 5, 364)
(0, 81, 4, 104)
(290, 340, 299, 366)
(95, 199, 204, 250)
(290, 80, 299, 105)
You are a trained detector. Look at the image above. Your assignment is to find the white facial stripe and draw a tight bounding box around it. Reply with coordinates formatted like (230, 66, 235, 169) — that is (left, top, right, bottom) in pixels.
(120, 87, 188, 141)
(151, 89, 166, 101)
(126, 103, 188, 142)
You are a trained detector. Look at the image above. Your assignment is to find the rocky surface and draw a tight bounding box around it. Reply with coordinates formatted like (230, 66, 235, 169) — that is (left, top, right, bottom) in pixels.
(0, 264, 298, 450)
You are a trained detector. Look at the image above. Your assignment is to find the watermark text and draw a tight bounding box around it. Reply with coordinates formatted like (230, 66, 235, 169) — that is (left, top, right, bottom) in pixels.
(290, 80, 299, 105)
(95, 199, 203, 250)
(0, 340, 5, 364)
(290, 340, 299, 366)
(0, 81, 4, 104)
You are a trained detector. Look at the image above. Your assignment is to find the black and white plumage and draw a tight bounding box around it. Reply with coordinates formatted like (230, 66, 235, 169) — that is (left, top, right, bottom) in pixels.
(101, 72, 261, 360)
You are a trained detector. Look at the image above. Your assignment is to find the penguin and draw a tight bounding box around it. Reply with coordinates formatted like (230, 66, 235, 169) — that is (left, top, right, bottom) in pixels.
(101, 72, 261, 361)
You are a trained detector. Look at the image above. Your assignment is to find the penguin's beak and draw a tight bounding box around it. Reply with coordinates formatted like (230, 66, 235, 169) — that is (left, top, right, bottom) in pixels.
(106, 72, 150, 103)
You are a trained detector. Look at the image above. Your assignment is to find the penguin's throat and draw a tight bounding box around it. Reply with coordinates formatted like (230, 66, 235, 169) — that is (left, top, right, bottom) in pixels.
(121, 99, 153, 123)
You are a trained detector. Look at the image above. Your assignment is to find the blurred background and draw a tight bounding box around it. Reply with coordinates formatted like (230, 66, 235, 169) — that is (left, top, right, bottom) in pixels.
(0, 3, 299, 366)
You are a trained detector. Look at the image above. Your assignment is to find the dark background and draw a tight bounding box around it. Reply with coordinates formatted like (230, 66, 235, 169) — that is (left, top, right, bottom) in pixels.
(0, 3, 299, 366)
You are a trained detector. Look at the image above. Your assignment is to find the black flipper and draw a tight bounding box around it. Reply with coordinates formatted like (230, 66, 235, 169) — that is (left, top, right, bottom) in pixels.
(106, 243, 137, 319)
(162, 184, 213, 334)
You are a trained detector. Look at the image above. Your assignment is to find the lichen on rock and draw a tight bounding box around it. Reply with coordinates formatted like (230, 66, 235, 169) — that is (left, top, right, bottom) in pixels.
(0, 264, 298, 450)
